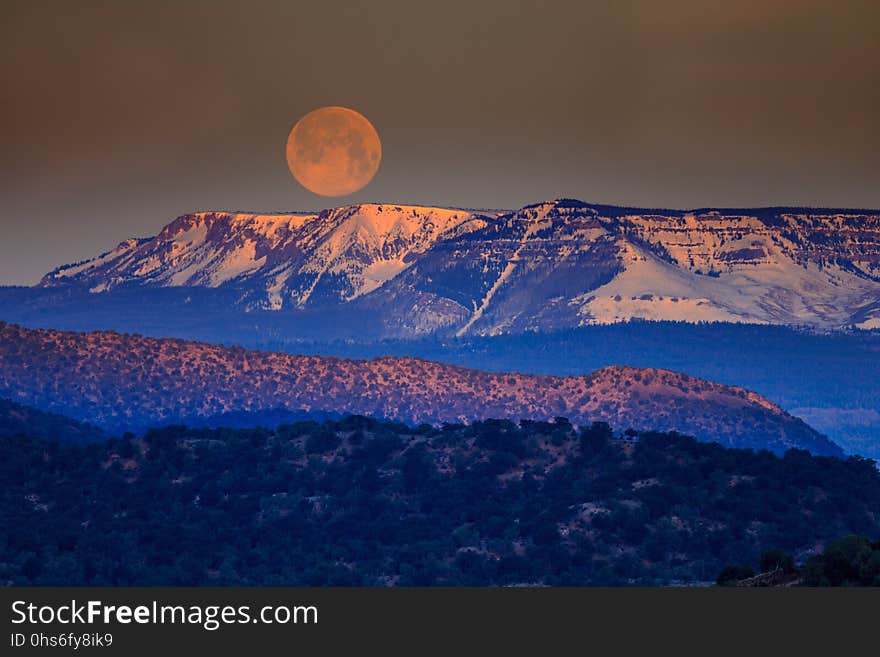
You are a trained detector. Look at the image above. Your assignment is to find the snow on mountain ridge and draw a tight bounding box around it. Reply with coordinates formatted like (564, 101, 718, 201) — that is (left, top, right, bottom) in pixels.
(43, 204, 492, 308)
(37, 199, 880, 332)
(293, 204, 490, 301)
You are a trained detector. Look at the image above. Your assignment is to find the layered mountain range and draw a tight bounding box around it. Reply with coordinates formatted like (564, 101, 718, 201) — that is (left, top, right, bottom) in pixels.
(32, 199, 880, 337)
(0, 322, 842, 455)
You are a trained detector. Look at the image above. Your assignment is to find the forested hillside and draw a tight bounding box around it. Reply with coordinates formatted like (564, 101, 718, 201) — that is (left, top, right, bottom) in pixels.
(2, 417, 877, 586)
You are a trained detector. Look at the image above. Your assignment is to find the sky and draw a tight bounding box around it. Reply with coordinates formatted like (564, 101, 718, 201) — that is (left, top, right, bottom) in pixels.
(1, 0, 878, 285)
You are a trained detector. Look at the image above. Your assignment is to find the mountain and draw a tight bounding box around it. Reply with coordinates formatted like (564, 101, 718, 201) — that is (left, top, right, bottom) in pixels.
(41, 205, 497, 310)
(0, 322, 841, 455)
(288, 323, 879, 458)
(25, 199, 880, 336)
(0, 398, 107, 444)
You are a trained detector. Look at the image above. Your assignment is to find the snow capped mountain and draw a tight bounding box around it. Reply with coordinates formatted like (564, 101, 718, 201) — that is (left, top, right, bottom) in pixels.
(592, 210, 880, 328)
(358, 200, 880, 335)
(36, 199, 880, 335)
(42, 204, 495, 309)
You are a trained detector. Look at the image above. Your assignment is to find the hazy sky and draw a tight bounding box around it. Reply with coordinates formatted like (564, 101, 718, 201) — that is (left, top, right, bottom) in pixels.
(1, 0, 878, 284)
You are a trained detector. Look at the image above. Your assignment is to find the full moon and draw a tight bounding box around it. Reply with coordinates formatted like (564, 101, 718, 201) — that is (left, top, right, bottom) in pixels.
(285, 106, 382, 197)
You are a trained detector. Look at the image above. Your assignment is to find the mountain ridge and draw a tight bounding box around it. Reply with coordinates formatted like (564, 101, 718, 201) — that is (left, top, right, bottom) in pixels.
(0, 322, 842, 456)
(30, 199, 880, 335)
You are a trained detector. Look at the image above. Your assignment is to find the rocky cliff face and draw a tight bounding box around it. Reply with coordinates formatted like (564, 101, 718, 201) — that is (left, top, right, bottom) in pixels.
(37, 199, 880, 334)
(0, 322, 842, 456)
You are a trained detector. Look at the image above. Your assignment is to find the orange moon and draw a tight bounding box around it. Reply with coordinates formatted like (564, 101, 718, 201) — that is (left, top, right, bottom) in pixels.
(285, 106, 382, 197)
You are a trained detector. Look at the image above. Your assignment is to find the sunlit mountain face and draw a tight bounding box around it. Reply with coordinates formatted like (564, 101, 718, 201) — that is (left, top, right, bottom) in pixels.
(0, 322, 843, 456)
(34, 199, 880, 336)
